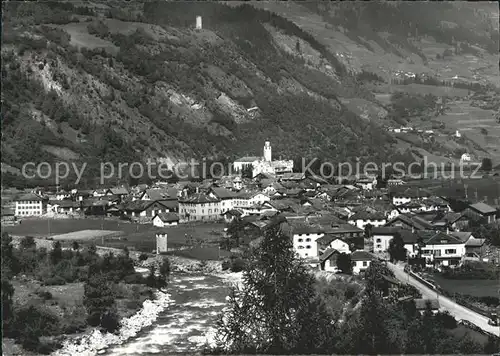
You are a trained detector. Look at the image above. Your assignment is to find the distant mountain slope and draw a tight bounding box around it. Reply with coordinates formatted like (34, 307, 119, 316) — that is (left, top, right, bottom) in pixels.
(1, 1, 498, 187)
(1, 1, 393, 177)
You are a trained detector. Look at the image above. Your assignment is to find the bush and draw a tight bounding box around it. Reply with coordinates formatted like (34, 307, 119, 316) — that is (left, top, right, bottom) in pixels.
(230, 258, 246, 272)
(42, 275, 66, 286)
(436, 311, 457, 329)
(221, 260, 231, 271)
(138, 253, 149, 261)
(100, 310, 120, 333)
(123, 272, 145, 284)
(35, 289, 53, 300)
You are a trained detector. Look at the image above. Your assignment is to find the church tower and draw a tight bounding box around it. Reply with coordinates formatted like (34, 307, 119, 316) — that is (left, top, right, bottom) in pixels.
(264, 141, 272, 162)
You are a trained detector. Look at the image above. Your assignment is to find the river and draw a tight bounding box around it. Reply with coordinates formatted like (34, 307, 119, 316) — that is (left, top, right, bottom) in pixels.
(103, 273, 234, 355)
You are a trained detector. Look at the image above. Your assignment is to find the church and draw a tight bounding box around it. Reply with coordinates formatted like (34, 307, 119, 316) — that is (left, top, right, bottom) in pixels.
(233, 141, 294, 178)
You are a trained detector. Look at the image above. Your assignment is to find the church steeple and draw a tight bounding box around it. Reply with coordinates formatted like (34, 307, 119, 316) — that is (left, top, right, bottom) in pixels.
(264, 141, 272, 162)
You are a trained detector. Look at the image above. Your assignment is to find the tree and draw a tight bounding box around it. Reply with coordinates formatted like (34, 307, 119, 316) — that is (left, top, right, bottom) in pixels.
(2, 277, 15, 335)
(20, 235, 36, 249)
(388, 233, 407, 262)
(50, 241, 63, 265)
(213, 217, 337, 354)
(156, 257, 171, 290)
(481, 157, 492, 172)
(1, 232, 18, 276)
(83, 272, 119, 332)
(72, 241, 80, 251)
(336, 253, 352, 274)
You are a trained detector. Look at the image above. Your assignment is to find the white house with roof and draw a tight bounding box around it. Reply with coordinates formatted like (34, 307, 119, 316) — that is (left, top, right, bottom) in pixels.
(348, 211, 387, 229)
(152, 212, 179, 227)
(178, 192, 221, 222)
(351, 250, 377, 274)
(420, 232, 466, 267)
(14, 193, 48, 216)
(290, 222, 324, 259)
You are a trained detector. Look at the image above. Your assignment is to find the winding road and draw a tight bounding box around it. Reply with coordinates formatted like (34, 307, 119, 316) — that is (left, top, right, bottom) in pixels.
(386, 262, 500, 337)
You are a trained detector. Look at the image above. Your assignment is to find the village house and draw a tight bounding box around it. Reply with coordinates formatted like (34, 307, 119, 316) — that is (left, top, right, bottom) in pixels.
(81, 199, 110, 216)
(432, 212, 469, 231)
(348, 211, 387, 230)
(420, 231, 466, 268)
(290, 221, 324, 259)
(351, 250, 377, 275)
(105, 187, 129, 201)
(121, 200, 175, 219)
(152, 212, 179, 227)
(319, 248, 342, 272)
(355, 175, 377, 190)
(138, 187, 179, 201)
(178, 192, 221, 222)
(387, 178, 406, 186)
(208, 187, 237, 213)
(1, 208, 17, 225)
(280, 172, 306, 182)
(371, 227, 418, 257)
(414, 299, 440, 315)
(14, 192, 48, 216)
(463, 202, 498, 224)
(385, 213, 434, 231)
(317, 237, 351, 255)
(391, 187, 431, 206)
(92, 189, 107, 198)
(221, 209, 243, 223)
(449, 232, 486, 259)
(75, 190, 93, 202)
(49, 199, 80, 214)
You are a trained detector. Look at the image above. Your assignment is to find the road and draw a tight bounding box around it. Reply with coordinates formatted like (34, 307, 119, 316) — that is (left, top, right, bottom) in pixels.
(386, 262, 500, 337)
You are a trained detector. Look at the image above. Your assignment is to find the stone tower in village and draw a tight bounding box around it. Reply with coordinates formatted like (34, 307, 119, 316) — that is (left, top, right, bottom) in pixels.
(195, 16, 202, 30)
(264, 141, 272, 162)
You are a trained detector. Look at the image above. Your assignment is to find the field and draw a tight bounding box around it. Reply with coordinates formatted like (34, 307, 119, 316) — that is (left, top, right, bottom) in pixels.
(100, 223, 226, 253)
(375, 83, 470, 98)
(431, 274, 499, 298)
(50, 230, 120, 241)
(55, 22, 118, 53)
(2, 218, 153, 237)
(2, 218, 226, 252)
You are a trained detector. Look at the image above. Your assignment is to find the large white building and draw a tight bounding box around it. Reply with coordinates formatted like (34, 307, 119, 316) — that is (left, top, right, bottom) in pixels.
(14, 193, 48, 216)
(233, 141, 294, 178)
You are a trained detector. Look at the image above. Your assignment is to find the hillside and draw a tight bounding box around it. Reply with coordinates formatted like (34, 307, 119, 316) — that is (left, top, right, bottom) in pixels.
(1, 1, 499, 187)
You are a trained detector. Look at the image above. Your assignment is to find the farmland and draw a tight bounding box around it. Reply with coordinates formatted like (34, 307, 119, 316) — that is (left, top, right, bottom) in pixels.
(2, 218, 151, 237)
(431, 274, 499, 298)
(2, 218, 226, 253)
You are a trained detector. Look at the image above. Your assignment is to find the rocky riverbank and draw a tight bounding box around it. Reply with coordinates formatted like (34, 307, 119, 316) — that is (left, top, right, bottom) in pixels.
(51, 291, 172, 356)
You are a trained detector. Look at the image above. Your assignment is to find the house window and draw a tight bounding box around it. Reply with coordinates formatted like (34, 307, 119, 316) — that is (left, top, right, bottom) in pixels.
(362, 261, 368, 267)
(306, 245, 311, 249)
(298, 238, 303, 242)
(376, 244, 381, 249)
(306, 238, 311, 242)
(445, 249, 456, 254)
(298, 246, 304, 249)
(376, 238, 381, 243)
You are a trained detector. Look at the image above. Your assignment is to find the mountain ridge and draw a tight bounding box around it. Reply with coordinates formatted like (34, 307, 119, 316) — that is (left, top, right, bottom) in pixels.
(1, 1, 499, 187)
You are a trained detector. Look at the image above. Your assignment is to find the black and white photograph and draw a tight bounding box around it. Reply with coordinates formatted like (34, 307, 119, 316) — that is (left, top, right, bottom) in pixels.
(1, 0, 500, 355)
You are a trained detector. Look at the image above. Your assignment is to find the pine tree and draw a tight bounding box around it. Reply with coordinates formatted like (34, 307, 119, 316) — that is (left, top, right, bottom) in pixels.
(213, 217, 336, 353)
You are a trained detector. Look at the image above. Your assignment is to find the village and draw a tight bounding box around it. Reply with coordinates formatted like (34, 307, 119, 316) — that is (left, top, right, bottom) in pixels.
(2, 141, 500, 341)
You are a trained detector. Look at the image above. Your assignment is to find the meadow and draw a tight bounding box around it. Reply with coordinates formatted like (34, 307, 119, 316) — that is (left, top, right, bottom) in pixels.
(2, 218, 226, 252)
(431, 274, 499, 298)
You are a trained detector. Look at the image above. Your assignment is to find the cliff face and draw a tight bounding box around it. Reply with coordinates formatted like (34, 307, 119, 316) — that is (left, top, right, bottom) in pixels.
(2, 1, 498, 186)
